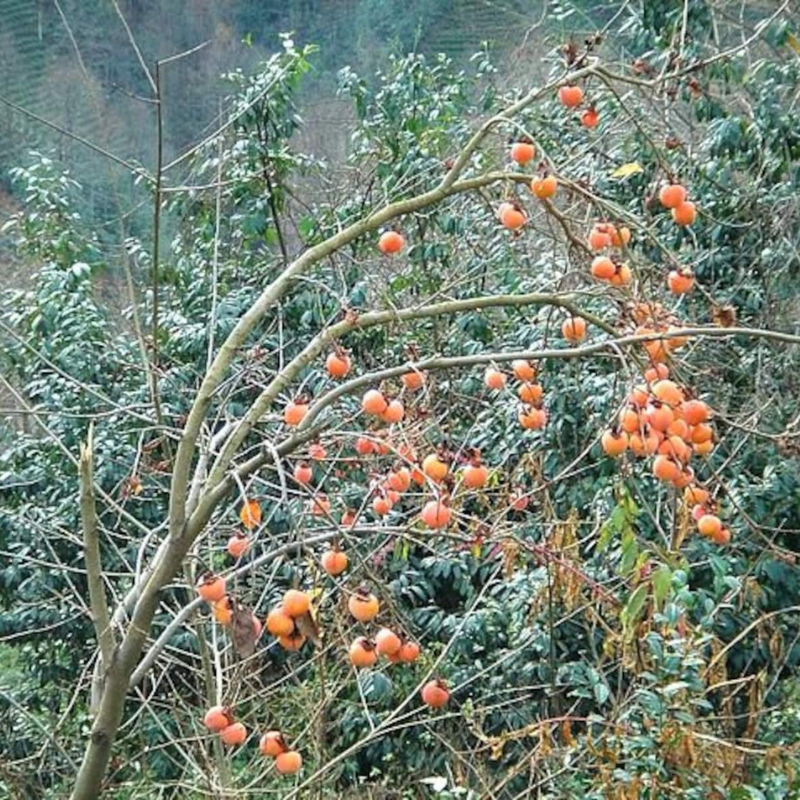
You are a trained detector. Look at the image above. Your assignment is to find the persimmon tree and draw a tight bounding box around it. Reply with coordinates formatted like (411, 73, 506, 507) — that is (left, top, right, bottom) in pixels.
(2, 3, 800, 798)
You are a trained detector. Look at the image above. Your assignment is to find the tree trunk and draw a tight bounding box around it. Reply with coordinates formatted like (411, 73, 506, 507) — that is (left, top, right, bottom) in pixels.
(71, 542, 180, 798)
(70, 672, 129, 800)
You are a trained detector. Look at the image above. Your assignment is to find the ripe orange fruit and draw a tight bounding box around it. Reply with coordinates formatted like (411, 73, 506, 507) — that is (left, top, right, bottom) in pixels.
(278, 631, 306, 651)
(666, 325, 690, 350)
(484, 367, 507, 391)
(384, 487, 401, 505)
(349, 637, 378, 668)
(341, 508, 357, 527)
(692, 503, 708, 522)
(283, 401, 308, 427)
(653, 454, 681, 483)
(518, 406, 547, 430)
(710, 527, 731, 545)
(697, 514, 722, 538)
(667, 418, 690, 440)
(693, 440, 714, 456)
(375, 627, 403, 656)
(373, 435, 391, 456)
(601, 429, 628, 457)
(609, 264, 632, 286)
(497, 201, 513, 220)
(308, 442, 327, 461)
(558, 84, 584, 107)
(378, 231, 405, 254)
(421, 679, 450, 708)
(672, 201, 696, 226)
(355, 436, 376, 456)
(499, 204, 527, 230)
(682, 399, 709, 426)
(213, 596, 233, 626)
(588, 226, 612, 251)
(510, 141, 536, 165)
(690, 423, 713, 444)
(610, 226, 631, 247)
(591, 255, 616, 281)
(462, 463, 489, 489)
(422, 454, 449, 482)
(259, 730, 287, 757)
(362, 389, 388, 416)
(387, 467, 412, 493)
(658, 183, 687, 209)
(293, 461, 313, 485)
(275, 750, 303, 775)
(636, 326, 670, 362)
(239, 499, 262, 530)
(220, 722, 247, 746)
(629, 428, 660, 457)
(398, 640, 421, 662)
(646, 402, 675, 432)
(509, 490, 529, 511)
(531, 174, 558, 199)
(283, 589, 310, 618)
(561, 317, 587, 343)
(644, 363, 669, 383)
(402, 370, 425, 390)
(512, 359, 536, 382)
(651, 380, 684, 407)
(197, 574, 226, 603)
(309, 493, 331, 516)
(684, 485, 710, 506)
(325, 351, 351, 378)
(372, 495, 392, 517)
(348, 588, 380, 622)
(227, 533, 249, 560)
(518, 382, 543, 404)
(658, 434, 690, 464)
(581, 107, 599, 128)
(619, 407, 641, 434)
(421, 499, 452, 529)
(672, 467, 695, 489)
(381, 399, 405, 424)
(628, 385, 650, 408)
(266, 606, 295, 637)
(668, 269, 694, 294)
(203, 705, 231, 732)
(321, 549, 348, 576)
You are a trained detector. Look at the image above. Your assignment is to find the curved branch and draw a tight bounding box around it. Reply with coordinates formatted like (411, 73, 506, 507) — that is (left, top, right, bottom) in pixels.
(197, 323, 800, 520)
(168, 172, 508, 538)
(129, 526, 364, 688)
(169, 62, 604, 541)
(203, 289, 614, 494)
(297, 325, 800, 432)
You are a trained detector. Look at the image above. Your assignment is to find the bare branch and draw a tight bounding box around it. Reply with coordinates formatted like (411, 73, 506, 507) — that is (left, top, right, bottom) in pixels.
(79, 427, 115, 672)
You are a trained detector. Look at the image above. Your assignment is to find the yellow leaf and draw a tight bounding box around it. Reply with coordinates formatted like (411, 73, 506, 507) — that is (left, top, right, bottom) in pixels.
(611, 161, 643, 179)
(787, 32, 800, 54)
(239, 499, 261, 530)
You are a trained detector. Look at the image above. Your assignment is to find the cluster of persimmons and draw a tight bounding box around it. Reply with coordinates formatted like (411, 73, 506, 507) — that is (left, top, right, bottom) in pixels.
(189, 80, 719, 772)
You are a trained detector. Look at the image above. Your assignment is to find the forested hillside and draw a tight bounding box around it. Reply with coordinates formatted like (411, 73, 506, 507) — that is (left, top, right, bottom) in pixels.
(0, 1, 599, 238)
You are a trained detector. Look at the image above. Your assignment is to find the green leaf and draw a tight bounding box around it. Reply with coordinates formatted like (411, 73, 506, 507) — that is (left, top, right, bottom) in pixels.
(652, 566, 672, 611)
(621, 584, 648, 630)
